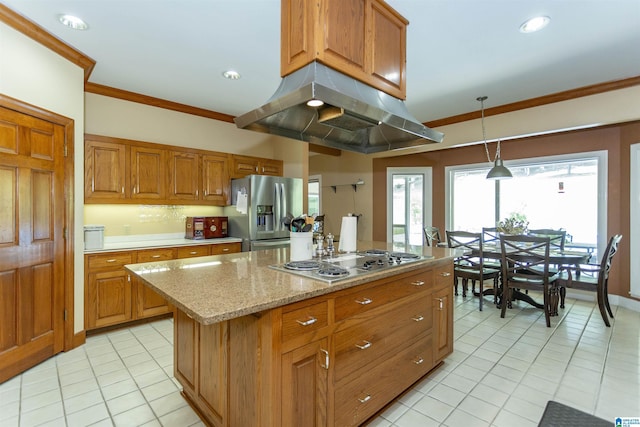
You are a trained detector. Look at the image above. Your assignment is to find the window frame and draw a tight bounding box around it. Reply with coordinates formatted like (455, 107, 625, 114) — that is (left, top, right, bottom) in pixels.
(445, 150, 608, 256)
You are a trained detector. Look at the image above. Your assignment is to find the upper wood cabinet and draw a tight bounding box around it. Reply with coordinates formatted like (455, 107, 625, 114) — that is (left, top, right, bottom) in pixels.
(85, 135, 251, 206)
(281, 0, 407, 99)
(130, 145, 165, 200)
(231, 154, 283, 178)
(84, 139, 127, 201)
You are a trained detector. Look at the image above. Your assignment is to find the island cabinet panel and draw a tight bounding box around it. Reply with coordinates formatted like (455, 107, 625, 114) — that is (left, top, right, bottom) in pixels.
(134, 248, 176, 318)
(281, 338, 329, 427)
(171, 259, 454, 427)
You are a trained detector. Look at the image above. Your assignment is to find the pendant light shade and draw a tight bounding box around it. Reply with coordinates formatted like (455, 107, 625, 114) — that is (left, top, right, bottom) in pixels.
(487, 158, 513, 180)
(477, 96, 512, 180)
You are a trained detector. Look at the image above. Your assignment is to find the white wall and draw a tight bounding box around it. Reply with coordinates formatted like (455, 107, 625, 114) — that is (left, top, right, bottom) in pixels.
(0, 22, 86, 334)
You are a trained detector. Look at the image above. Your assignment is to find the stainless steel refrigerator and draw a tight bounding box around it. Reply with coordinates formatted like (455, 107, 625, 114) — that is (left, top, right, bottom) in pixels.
(224, 175, 303, 252)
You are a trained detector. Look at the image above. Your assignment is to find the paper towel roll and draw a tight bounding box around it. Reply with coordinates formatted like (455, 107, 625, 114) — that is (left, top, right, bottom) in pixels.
(338, 216, 357, 252)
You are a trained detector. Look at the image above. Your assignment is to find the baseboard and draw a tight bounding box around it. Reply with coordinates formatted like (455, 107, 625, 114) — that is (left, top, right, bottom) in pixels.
(565, 289, 640, 313)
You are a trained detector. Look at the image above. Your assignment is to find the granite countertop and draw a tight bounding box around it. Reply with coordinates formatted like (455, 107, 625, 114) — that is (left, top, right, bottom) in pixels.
(125, 242, 456, 325)
(84, 232, 243, 254)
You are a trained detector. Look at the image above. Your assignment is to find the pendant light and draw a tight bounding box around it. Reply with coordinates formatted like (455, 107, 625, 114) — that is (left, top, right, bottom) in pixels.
(477, 96, 512, 180)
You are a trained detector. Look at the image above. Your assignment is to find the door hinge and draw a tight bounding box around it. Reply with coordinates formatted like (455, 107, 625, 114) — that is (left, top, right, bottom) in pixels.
(63, 227, 68, 240)
(64, 309, 68, 321)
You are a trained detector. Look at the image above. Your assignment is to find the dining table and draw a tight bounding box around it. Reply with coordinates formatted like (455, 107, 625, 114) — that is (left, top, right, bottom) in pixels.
(459, 242, 592, 310)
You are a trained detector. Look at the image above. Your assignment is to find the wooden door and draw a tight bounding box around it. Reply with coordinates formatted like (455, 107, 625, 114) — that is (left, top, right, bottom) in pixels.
(0, 106, 65, 382)
(130, 145, 165, 200)
(168, 150, 199, 201)
(202, 154, 229, 205)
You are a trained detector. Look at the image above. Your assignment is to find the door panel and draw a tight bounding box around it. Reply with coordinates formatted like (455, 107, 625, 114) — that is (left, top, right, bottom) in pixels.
(0, 105, 65, 383)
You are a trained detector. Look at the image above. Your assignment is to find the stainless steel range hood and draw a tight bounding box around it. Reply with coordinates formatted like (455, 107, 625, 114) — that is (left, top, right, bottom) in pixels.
(234, 62, 444, 154)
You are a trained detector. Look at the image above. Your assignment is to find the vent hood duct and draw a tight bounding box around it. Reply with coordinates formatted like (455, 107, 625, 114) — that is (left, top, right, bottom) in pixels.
(234, 62, 444, 154)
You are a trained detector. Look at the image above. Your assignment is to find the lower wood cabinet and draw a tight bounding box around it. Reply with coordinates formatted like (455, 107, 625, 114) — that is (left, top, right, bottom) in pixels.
(85, 242, 241, 330)
(173, 258, 454, 427)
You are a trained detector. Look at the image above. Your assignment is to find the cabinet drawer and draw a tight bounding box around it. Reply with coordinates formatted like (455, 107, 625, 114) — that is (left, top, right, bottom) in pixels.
(87, 252, 134, 271)
(334, 295, 432, 379)
(176, 245, 210, 259)
(335, 269, 432, 321)
(281, 301, 329, 342)
(210, 242, 241, 255)
(335, 333, 433, 427)
(434, 262, 453, 287)
(136, 248, 175, 262)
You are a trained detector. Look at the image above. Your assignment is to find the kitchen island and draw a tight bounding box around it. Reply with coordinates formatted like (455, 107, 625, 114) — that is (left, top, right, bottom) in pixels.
(125, 243, 455, 427)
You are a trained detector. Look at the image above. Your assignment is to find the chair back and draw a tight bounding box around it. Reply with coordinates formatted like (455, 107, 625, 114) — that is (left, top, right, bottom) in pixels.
(482, 227, 500, 245)
(423, 226, 442, 247)
(599, 234, 623, 282)
(500, 234, 551, 286)
(446, 230, 484, 270)
(528, 229, 566, 251)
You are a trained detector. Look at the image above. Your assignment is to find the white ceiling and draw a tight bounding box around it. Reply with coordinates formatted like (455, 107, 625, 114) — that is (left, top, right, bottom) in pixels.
(4, 0, 640, 123)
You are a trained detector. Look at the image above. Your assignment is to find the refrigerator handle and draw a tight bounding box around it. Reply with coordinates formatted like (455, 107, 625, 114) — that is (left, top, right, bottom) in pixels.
(274, 183, 281, 232)
(280, 183, 287, 228)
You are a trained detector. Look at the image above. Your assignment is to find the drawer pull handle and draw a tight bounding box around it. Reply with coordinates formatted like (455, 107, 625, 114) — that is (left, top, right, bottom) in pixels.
(152, 255, 161, 258)
(296, 316, 317, 326)
(412, 315, 424, 322)
(412, 280, 425, 286)
(355, 298, 372, 305)
(189, 251, 198, 255)
(435, 297, 444, 310)
(358, 394, 371, 404)
(106, 259, 117, 263)
(355, 340, 372, 350)
(413, 357, 424, 365)
(222, 248, 230, 252)
(321, 349, 329, 370)
(440, 272, 451, 277)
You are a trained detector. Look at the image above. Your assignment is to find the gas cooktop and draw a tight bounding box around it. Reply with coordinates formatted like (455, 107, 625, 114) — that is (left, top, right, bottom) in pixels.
(269, 249, 432, 283)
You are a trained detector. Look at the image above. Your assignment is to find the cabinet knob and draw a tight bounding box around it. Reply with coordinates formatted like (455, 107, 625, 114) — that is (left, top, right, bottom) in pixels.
(355, 340, 372, 350)
(435, 297, 444, 310)
(355, 297, 372, 305)
(296, 316, 317, 326)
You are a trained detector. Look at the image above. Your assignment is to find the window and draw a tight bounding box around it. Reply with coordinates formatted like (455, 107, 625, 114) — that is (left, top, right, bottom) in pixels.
(446, 151, 607, 256)
(308, 175, 321, 216)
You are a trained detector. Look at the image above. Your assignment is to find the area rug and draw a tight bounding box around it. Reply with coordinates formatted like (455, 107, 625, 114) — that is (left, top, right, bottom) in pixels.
(538, 400, 611, 427)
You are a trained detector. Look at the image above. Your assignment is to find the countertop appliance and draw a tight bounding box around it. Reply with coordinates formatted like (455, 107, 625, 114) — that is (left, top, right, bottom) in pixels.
(269, 249, 433, 283)
(185, 216, 228, 239)
(224, 175, 303, 252)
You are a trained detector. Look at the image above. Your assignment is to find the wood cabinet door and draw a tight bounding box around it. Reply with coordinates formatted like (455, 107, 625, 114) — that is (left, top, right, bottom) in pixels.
(130, 145, 165, 200)
(135, 277, 172, 319)
(281, 338, 329, 427)
(369, 0, 406, 96)
(210, 242, 241, 255)
(84, 139, 127, 201)
(202, 154, 229, 205)
(87, 269, 132, 329)
(168, 150, 199, 201)
(231, 155, 260, 178)
(259, 159, 283, 176)
(432, 284, 453, 362)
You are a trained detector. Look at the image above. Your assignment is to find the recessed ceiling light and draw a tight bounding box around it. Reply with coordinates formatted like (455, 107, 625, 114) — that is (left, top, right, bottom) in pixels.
(58, 14, 88, 30)
(520, 15, 550, 33)
(222, 70, 241, 80)
(306, 99, 324, 107)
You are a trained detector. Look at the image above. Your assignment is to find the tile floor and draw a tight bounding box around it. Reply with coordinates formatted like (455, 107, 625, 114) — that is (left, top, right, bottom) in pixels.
(1, 291, 639, 427)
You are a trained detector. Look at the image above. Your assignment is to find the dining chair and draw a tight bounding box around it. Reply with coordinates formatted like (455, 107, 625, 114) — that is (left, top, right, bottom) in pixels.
(423, 226, 442, 247)
(527, 228, 567, 251)
(481, 227, 502, 268)
(446, 230, 500, 311)
(499, 234, 559, 327)
(556, 234, 622, 327)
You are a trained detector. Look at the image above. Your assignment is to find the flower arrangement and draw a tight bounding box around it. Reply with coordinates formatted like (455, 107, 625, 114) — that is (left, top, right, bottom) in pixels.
(497, 212, 529, 235)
